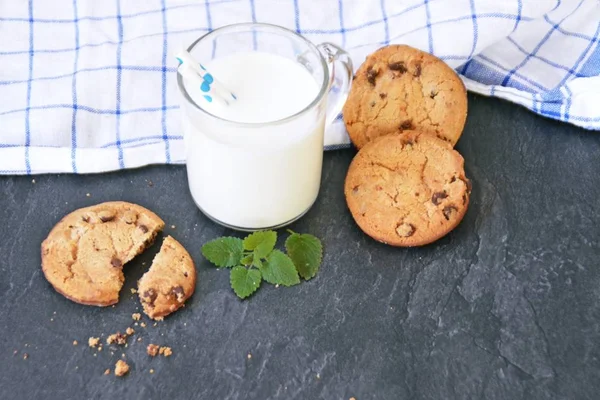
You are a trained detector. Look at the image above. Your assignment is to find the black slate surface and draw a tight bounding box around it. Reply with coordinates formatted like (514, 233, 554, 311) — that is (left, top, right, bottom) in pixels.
(1, 94, 599, 400)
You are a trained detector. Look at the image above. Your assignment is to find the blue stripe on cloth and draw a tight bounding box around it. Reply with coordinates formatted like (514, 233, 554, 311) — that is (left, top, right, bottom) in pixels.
(24, 0, 34, 175)
(70, 0, 79, 173)
(0, 104, 179, 117)
(293, 0, 300, 33)
(0, 0, 237, 23)
(203, 0, 216, 58)
(424, 0, 433, 53)
(513, 0, 522, 32)
(250, 0, 258, 50)
(115, 0, 124, 168)
(339, 0, 346, 48)
(101, 135, 184, 148)
(160, 0, 171, 163)
(460, 0, 478, 75)
(379, 0, 390, 45)
(0, 27, 211, 56)
(0, 65, 178, 86)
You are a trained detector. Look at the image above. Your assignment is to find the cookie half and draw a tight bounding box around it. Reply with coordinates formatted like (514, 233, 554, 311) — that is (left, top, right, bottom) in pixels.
(343, 45, 468, 149)
(344, 131, 471, 247)
(41, 201, 165, 306)
(138, 236, 196, 320)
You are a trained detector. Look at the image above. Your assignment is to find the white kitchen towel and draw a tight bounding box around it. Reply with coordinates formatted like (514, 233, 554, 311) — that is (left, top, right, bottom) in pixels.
(0, 0, 599, 175)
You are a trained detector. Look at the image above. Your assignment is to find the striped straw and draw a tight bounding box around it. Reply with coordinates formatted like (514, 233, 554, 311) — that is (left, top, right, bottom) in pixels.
(175, 50, 237, 106)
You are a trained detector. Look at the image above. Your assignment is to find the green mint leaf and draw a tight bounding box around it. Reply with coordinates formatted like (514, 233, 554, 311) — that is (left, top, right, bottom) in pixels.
(285, 233, 323, 280)
(230, 267, 262, 299)
(241, 254, 253, 266)
(253, 257, 263, 269)
(201, 237, 244, 268)
(243, 231, 277, 259)
(259, 250, 300, 286)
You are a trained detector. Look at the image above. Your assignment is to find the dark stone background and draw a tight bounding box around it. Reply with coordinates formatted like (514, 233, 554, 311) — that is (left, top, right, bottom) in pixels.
(1, 94, 599, 399)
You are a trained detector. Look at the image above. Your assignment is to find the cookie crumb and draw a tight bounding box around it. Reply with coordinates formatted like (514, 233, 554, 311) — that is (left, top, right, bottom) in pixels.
(153, 323, 157, 327)
(137, 337, 142, 342)
(159, 347, 172, 357)
(125, 327, 135, 336)
(316, 373, 320, 379)
(32, 179, 36, 184)
(88, 337, 100, 348)
(275, 284, 280, 288)
(147, 180, 154, 187)
(106, 332, 127, 345)
(147, 344, 159, 357)
(247, 353, 252, 359)
(93, 353, 97, 357)
(132, 313, 141, 321)
(23, 353, 29, 360)
(104, 369, 110, 375)
(150, 369, 155, 374)
(350, 397, 356, 400)
(171, 225, 176, 229)
(86, 193, 91, 197)
(130, 288, 137, 294)
(140, 322, 146, 328)
(50, 318, 54, 322)
(72, 340, 78, 346)
(13, 350, 18, 356)
(98, 346, 102, 352)
(114, 360, 129, 377)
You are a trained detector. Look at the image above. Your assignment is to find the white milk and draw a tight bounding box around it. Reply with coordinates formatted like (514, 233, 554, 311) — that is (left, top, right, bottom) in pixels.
(182, 51, 325, 229)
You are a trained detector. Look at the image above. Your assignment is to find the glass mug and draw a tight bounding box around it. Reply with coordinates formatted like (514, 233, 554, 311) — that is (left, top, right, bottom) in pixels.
(177, 23, 353, 231)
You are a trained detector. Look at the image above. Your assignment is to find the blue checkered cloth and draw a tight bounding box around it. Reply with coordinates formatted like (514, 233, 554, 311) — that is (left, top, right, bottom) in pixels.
(1, 0, 599, 174)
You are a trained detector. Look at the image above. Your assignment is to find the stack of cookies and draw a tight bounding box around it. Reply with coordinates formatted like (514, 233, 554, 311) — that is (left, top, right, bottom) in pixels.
(342, 45, 472, 247)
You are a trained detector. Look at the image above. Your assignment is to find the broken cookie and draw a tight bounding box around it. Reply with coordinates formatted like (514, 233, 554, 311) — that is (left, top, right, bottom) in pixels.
(41, 202, 165, 306)
(137, 236, 196, 320)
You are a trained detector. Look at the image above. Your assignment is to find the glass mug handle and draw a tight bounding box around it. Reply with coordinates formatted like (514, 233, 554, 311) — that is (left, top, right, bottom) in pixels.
(316, 43, 354, 127)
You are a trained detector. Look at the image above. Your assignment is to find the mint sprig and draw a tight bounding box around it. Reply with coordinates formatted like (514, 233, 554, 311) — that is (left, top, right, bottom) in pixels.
(201, 230, 323, 299)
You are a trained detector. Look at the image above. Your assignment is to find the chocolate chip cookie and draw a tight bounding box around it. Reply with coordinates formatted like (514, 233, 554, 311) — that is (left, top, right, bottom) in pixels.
(343, 45, 468, 149)
(41, 202, 165, 306)
(344, 131, 471, 247)
(138, 236, 196, 320)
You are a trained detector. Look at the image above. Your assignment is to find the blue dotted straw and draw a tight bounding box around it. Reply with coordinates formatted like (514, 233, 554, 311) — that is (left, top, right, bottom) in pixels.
(176, 51, 237, 106)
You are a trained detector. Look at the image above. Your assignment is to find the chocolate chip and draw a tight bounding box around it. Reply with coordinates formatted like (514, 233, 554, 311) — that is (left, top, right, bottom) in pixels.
(111, 257, 122, 268)
(142, 288, 158, 305)
(430, 90, 438, 99)
(352, 185, 360, 194)
(138, 224, 149, 233)
(450, 176, 457, 183)
(379, 93, 387, 99)
(370, 101, 376, 107)
(183, 272, 188, 278)
(98, 210, 115, 223)
(396, 223, 416, 238)
(99, 215, 114, 223)
(413, 63, 422, 77)
(431, 191, 448, 205)
(388, 61, 408, 73)
(171, 286, 185, 302)
(399, 120, 414, 131)
(402, 138, 414, 146)
(366, 67, 378, 86)
(443, 206, 458, 220)
(81, 215, 90, 223)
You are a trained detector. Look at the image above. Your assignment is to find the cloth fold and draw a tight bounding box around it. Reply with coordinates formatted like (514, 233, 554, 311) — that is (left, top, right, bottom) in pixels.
(0, 0, 598, 174)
